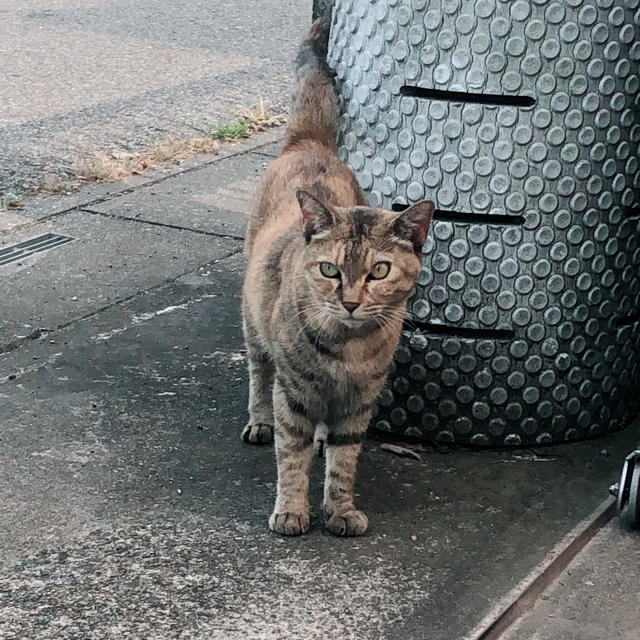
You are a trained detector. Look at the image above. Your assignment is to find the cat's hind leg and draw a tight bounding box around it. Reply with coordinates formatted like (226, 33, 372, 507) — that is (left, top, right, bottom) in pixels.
(242, 314, 275, 444)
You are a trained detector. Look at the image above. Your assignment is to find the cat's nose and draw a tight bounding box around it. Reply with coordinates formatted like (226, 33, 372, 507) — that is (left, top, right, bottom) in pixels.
(342, 301, 360, 314)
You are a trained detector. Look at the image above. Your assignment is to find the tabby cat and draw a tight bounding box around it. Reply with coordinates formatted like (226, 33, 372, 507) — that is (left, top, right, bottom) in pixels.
(242, 19, 434, 536)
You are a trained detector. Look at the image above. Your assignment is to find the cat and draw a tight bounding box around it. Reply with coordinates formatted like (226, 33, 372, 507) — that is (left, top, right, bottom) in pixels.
(241, 18, 434, 537)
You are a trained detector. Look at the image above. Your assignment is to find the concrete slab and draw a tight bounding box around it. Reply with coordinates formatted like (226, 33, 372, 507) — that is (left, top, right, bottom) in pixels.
(0, 210, 241, 348)
(1, 249, 638, 640)
(502, 520, 640, 640)
(87, 151, 270, 237)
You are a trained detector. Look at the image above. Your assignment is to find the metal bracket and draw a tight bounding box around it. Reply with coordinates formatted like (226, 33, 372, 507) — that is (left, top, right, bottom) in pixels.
(609, 445, 640, 529)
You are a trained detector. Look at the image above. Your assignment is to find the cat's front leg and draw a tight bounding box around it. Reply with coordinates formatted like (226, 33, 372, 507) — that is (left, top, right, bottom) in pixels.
(241, 313, 274, 444)
(269, 378, 315, 536)
(323, 414, 370, 537)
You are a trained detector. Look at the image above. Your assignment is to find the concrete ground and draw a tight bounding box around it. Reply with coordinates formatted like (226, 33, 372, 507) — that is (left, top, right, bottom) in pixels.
(1, 132, 639, 639)
(0, 0, 305, 195)
(2, 3, 639, 635)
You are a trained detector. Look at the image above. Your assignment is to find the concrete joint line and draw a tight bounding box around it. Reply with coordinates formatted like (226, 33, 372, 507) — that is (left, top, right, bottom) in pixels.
(79, 208, 245, 241)
(466, 498, 616, 640)
(0, 246, 242, 357)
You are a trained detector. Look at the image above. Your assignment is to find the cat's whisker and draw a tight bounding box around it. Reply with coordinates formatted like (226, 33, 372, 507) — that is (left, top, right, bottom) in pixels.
(286, 302, 321, 324)
(290, 305, 331, 342)
(374, 316, 393, 346)
(314, 309, 334, 350)
(379, 314, 399, 345)
(369, 304, 415, 328)
(290, 309, 326, 341)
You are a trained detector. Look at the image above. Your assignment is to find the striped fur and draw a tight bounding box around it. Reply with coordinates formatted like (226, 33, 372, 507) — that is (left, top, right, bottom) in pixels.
(242, 19, 434, 537)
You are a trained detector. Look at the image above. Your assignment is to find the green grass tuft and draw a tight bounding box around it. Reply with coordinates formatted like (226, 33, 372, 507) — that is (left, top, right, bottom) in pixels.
(212, 120, 251, 141)
(1, 192, 26, 210)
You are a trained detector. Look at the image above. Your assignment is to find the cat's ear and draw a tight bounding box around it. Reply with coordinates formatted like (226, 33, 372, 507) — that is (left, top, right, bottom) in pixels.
(392, 200, 435, 252)
(296, 189, 334, 242)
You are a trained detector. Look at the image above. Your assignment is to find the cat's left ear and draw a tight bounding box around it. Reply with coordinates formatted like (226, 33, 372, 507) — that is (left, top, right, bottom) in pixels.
(392, 200, 435, 252)
(296, 189, 334, 242)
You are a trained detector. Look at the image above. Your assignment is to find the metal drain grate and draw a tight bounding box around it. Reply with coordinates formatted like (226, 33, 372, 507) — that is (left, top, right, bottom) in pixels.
(0, 233, 75, 267)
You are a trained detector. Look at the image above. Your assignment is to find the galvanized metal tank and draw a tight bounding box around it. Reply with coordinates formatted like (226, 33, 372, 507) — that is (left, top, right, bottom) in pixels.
(325, 0, 640, 446)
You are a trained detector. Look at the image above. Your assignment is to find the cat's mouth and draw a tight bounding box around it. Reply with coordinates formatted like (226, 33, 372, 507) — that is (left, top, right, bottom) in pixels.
(335, 312, 374, 330)
(339, 316, 364, 327)
(324, 305, 373, 330)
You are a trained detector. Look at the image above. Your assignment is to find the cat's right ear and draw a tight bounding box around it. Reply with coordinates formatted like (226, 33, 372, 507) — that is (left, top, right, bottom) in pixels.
(296, 189, 334, 242)
(392, 200, 435, 253)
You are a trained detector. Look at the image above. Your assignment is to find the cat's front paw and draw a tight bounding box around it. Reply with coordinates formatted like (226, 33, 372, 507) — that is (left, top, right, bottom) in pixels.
(324, 509, 368, 537)
(269, 511, 310, 536)
(241, 422, 273, 444)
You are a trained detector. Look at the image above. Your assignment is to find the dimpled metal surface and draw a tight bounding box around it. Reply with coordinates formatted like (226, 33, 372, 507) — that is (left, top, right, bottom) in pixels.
(327, 0, 640, 446)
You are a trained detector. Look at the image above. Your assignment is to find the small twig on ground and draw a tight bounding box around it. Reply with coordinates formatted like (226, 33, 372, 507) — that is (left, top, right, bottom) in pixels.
(380, 443, 422, 461)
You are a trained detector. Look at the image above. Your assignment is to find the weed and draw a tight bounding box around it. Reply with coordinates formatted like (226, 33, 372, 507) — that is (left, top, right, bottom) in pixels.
(213, 120, 250, 141)
(149, 135, 220, 164)
(76, 152, 141, 183)
(238, 97, 284, 132)
(0, 192, 26, 210)
(40, 173, 79, 196)
(213, 98, 284, 141)
(75, 98, 282, 184)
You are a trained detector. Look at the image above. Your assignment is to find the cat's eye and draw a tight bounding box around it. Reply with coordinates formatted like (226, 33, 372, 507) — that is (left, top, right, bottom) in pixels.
(369, 261, 391, 280)
(320, 262, 340, 278)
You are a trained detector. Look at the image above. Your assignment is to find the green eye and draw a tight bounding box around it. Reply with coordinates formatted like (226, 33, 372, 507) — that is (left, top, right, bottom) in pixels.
(320, 262, 340, 278)
(369, 261, 391, 280)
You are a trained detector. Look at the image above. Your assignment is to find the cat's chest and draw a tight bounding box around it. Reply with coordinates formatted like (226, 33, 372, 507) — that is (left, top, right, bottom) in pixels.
(288, 343, 385, 399)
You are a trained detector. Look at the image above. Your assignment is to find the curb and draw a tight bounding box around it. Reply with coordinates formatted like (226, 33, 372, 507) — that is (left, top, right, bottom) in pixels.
(3, 127, 283, 235)
(466, 498, 616, 640)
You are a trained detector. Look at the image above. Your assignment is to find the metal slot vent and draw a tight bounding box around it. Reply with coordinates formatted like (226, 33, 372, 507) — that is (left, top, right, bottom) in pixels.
(404, 321, 515, 341)
(617, 312, 640, 328)
(400, 85, 536, 108)
(391, 203, 524, 226)
(0, 233, 75, 267)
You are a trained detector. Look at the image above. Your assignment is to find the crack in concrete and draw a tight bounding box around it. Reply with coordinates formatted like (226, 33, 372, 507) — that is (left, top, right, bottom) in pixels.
(0, 247, 242, 357)
(467, 499, 617, 640)
(0, 351, 64, 385)
(90, 293, 221, 343)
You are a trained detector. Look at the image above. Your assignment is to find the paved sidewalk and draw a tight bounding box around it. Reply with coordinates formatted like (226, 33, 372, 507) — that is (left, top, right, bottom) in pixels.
(1, 134, 639, 639)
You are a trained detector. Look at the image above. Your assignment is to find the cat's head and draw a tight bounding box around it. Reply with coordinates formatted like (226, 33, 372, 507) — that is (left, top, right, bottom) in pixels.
(296, 189, 434, 329)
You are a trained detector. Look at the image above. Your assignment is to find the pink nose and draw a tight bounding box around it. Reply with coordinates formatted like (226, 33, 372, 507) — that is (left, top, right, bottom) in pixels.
(342, 301, 360, 314)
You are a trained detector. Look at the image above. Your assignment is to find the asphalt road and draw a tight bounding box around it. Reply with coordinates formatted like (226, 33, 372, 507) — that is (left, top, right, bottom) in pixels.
(0, 0, 309, 196)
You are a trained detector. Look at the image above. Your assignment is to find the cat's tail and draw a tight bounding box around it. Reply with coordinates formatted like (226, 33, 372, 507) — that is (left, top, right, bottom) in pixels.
(282, 18, 337, 152)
